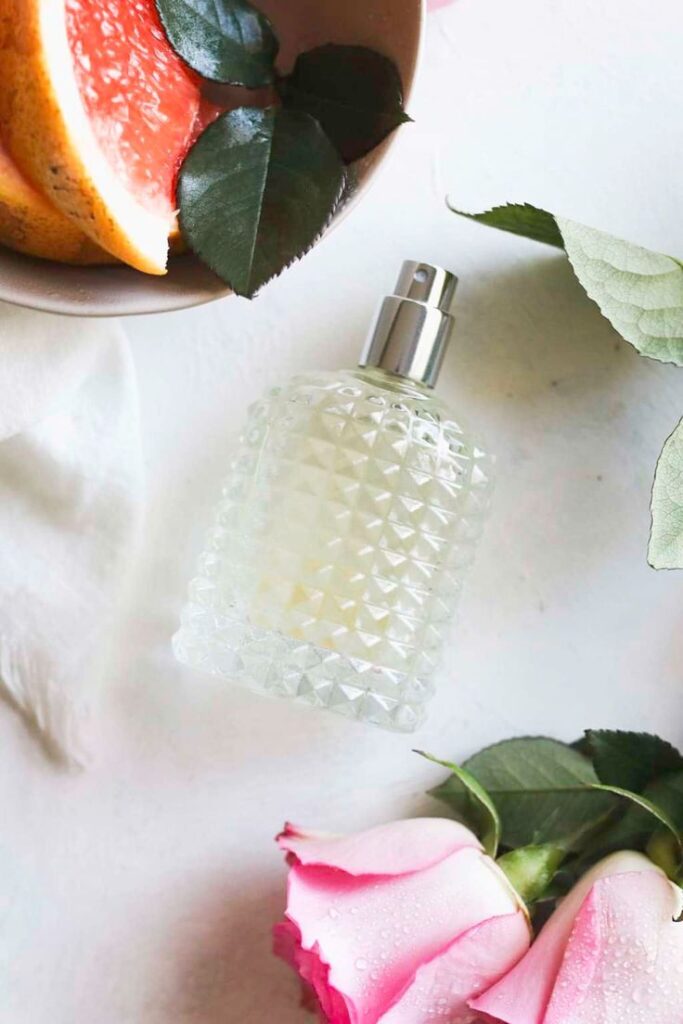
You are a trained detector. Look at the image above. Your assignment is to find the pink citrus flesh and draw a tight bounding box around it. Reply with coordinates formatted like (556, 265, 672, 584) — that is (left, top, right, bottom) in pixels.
(65, 0, 202, 215)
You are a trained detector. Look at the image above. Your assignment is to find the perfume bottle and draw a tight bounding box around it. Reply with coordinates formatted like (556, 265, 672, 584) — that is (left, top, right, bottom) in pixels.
(174, 261, 493, 732)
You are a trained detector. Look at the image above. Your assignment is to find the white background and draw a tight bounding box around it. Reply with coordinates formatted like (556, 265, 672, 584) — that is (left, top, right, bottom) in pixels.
(2, 1, 683, 1021)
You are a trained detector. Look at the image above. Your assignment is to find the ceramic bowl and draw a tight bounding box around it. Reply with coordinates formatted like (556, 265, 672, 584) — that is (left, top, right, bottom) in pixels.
(0, 0, 424, 317)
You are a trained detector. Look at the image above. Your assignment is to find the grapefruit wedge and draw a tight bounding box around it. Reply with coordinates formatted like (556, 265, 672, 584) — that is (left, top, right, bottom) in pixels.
(0, 138, 106, 263)
(0, 0, 204, 274)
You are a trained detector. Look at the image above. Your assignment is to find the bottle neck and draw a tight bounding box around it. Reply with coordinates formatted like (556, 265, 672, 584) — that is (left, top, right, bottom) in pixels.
(351, 366, 433, 399)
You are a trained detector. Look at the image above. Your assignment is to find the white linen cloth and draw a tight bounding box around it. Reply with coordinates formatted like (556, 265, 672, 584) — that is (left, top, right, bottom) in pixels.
(0, 303, 143, 767)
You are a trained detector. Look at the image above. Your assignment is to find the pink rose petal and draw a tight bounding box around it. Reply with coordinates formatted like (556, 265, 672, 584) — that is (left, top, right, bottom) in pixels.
(428, 0, 454, 9)
(471, 852, 681, 1024)
(273, 920, 321, 1013)
(273, 918, 302, 972)
(274, 920, 351, 1023)
(277, 819, 481, 877)
(545, 871, 683, 1024)
(285, 847, 523, 1024)
(381, 912, 530, 1024)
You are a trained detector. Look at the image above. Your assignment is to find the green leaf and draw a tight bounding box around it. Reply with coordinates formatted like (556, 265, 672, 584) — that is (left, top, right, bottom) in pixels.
(585, 730, 683, 791)
(453, 202, 683, 568)
(452, 203, 683, 367)
(278, 45, 410, 163)
(646, 771, 683, 829)
(449, 202, 564, 249)
(558, 218, 683, 367)
(155, 0, 278, 87)
(497, 843, 566, 905)
(432, 737, 616, 851)
(649, 419, 683, 569)
(583, 771, 683, 861)
(178, 107, 346, 298)
(418, 750, 501, 857)
(590, 783, 682, 873)
(647, 830, 683, 881)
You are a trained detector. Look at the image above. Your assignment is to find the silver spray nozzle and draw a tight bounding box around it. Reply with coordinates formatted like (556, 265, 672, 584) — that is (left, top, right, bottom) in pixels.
(359, 260, 458, 388)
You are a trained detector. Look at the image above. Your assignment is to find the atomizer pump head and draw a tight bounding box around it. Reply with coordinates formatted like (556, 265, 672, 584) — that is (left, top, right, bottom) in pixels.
(359, 260, 458, 388)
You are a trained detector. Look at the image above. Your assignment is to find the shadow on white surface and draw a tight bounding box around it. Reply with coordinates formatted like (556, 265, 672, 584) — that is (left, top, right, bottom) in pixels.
(159, 875, 302, 1024)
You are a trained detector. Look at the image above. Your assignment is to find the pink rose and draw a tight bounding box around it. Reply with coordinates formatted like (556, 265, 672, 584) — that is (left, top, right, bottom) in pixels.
(472, 850, 683, 1024)
(428, 0, 455, 9)
(273, 818, 531, 1024)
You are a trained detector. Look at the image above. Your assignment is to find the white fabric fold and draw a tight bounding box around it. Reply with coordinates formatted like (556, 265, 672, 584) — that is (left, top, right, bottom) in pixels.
(0, 303, 143, 767)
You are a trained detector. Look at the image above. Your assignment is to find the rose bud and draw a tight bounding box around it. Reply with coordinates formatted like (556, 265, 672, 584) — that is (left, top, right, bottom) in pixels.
(471, 850, 683, 1023)
(273, 818, 531, 1023)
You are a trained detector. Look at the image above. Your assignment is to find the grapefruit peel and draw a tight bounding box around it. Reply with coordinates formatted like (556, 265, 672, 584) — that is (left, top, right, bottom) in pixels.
(0, 0, 199, 274)
(0, 140, 107, 264)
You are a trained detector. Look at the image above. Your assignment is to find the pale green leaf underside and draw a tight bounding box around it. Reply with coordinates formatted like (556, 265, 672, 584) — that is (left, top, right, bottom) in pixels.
(453, 202, 683, 568)
(556, 217, 683, 367)
(453, 203, 683, 367)
(649, 418, 683, 569)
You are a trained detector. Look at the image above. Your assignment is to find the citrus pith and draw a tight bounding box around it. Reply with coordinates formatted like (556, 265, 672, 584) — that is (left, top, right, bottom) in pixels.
(0, 0, 203, 274)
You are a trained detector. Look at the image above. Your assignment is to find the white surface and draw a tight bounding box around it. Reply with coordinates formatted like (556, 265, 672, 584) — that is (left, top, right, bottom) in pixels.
(2, 2, 683, 1021)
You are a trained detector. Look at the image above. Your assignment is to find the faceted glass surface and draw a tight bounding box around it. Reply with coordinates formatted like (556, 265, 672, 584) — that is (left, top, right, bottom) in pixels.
(174, 368, 493, 732)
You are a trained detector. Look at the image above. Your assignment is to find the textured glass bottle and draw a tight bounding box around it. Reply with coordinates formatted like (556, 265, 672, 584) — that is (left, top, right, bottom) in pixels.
(174, 262, 493, 731)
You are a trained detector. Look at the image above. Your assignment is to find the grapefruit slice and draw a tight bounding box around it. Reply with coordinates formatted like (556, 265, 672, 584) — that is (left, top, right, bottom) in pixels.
(0, 138, 107, 263)
(0, 0, 203, 274)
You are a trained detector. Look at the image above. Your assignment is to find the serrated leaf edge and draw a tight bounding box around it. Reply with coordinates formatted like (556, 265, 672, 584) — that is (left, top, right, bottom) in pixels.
(179, 107, 348, 299)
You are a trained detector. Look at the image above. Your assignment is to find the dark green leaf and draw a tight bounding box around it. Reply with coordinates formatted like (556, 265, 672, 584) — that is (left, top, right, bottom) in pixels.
(646, 771, 683, 828)
(178, 107, 346, 298)
(589, 783, 682, 875)
(497, 843, 566, 905)
(155, 0, 278, 87)
(585, 730, 683, 792)
(450, 202, 564, 248)
(432, 737, 616, 851)
(581, 770, 683, 860)
(570, 735, 592, 756)
(418, 751, 501, 857)
(278, 45, 410, 163)
(580, 808, 651, 860)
